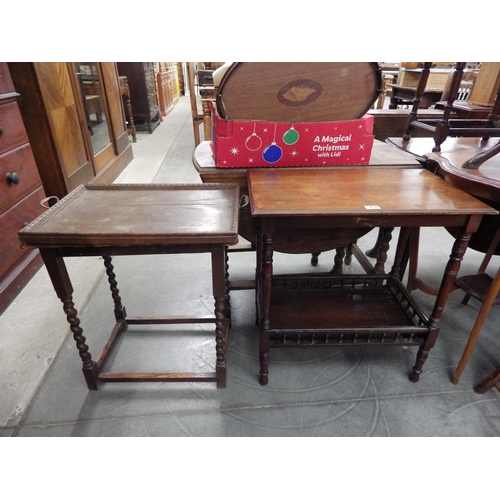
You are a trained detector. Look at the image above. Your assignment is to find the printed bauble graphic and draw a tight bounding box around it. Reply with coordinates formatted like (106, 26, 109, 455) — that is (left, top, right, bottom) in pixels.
(245, 132, 262, 151)
(283, 126, 299, 145)
(262, 143, 283, 163)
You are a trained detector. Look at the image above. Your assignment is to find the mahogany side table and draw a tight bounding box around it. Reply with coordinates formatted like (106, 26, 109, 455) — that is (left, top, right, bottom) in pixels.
(247, 167, 497, 386)
(193, 140, 422, 279)
(18, 184, 239, 390)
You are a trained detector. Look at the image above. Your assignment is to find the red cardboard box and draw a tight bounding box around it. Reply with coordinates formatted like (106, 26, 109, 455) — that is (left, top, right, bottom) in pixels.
(210, 102, 375, 168)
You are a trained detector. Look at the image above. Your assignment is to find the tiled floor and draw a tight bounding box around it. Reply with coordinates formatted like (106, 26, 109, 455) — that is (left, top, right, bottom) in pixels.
(2, 96, 500, 437)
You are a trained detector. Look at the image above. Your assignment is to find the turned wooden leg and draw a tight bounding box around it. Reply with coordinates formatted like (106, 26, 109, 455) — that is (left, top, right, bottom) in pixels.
(212, 245, 229, 388)
(410, 225, 474, 383)
(103, 255, 127, 322)
(62, 296, 99, 389)
(224, 249, 231, 323)
(331, 247, 345, 275)
(410, 347, 429, 383)
(259, 233, 273, 386)
(40, 249, 99, 390)
(374, 227, 394, 275)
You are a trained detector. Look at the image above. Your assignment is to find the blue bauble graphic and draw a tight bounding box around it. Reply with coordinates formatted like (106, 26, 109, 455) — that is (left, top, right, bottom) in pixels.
(262, 143, 283, 163)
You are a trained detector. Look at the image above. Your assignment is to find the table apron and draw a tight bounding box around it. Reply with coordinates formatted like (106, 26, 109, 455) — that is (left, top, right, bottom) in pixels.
(257, 214, 480, 231)
(42, 243, 227, 258)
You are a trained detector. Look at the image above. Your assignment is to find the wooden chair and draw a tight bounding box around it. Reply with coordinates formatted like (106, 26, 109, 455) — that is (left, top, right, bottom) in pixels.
(186, 62, 217, 147)
(403, 62, 500, 165)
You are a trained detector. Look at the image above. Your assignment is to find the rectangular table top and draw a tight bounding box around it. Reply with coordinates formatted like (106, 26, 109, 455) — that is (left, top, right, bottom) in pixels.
(193, 139, 421, 175)
(247, 168, 497, 218)
(19, 184, 240, 248)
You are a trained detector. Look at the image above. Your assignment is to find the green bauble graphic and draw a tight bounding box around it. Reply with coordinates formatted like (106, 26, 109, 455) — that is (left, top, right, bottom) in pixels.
(283, 126, 299, 145)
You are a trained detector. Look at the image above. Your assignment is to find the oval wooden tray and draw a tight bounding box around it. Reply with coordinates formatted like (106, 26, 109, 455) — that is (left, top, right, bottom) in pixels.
(216, 62, 382, 122)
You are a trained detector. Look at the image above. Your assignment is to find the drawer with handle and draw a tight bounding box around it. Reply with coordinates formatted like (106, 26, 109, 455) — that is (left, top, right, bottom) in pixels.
(0, 143, 41, 212)
(0, 100, 29, 155)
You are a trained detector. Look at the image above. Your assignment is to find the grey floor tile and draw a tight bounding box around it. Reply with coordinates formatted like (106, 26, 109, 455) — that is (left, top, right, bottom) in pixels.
(17, 237, 500, 437)
(17, 388, 500, 437)
(221, 391, 500, 437)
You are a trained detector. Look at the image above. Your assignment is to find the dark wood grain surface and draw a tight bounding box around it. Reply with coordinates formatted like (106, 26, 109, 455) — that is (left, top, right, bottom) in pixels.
(247, 167, 495, 217)
(19, 184, 240, 247)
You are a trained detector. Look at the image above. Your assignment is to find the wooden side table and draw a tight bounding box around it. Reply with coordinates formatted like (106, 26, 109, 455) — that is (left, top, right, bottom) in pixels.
(18, 184, 239, 390)
(247, 168, 497, 386)
(193, 140, 422, 278)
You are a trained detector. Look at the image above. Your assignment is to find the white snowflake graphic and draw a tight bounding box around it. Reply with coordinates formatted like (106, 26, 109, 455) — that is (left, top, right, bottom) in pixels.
(290, 150, 299, 157)
(230, 147, 239, 155)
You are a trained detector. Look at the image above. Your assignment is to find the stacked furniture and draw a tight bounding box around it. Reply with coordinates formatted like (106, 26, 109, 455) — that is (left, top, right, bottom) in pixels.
(389, 63, 453, 109)
(402, 62, 500, 163)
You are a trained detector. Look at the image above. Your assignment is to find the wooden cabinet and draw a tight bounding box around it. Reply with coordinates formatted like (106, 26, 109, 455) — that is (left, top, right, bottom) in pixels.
(8, 62, 133, 202)
(117, 62, 161, 133)
(0, 62, 46, 314)
(156, 66, 179, 117)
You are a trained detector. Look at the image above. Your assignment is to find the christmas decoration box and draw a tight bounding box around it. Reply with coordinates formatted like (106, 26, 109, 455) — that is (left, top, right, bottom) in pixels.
(210, 103, 375, 168)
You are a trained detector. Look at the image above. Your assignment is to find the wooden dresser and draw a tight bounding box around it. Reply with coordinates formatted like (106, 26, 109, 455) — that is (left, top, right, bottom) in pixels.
(117, 62, 161, 133)
(0, 63, 46, 314)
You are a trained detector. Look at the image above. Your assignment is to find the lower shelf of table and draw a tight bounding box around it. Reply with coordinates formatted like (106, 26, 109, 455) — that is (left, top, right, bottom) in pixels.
(259, 274, 430, 347)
